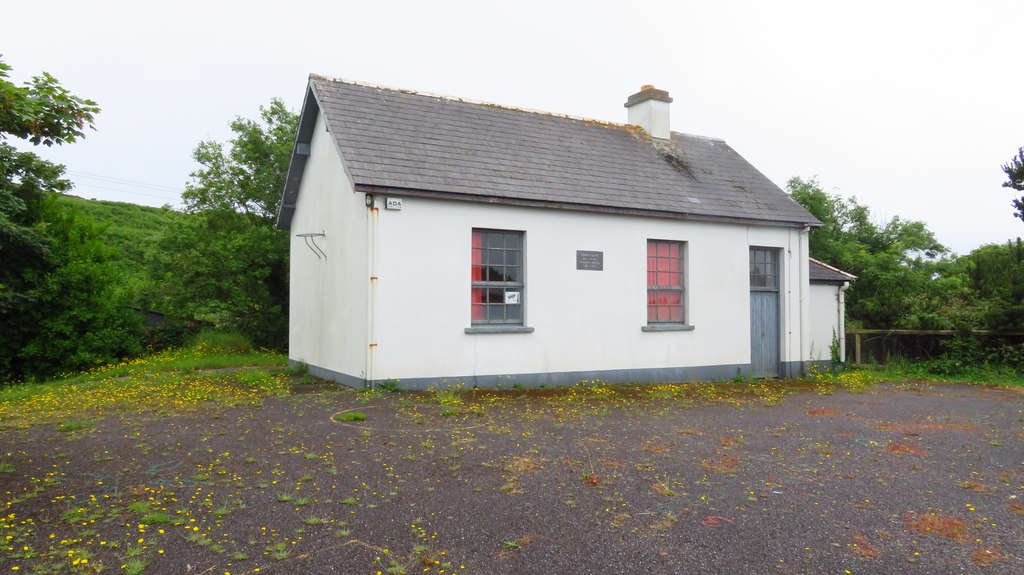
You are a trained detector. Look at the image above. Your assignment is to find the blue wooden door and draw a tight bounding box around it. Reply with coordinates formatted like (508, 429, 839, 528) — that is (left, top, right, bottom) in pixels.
(750, 248, 780, 378)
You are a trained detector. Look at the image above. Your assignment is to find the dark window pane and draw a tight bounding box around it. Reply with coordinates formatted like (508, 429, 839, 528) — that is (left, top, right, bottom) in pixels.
(506, 304, 522, 321)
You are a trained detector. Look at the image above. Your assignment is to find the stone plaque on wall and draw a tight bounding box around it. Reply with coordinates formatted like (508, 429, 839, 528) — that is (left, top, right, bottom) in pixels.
(576, 250, 603, 271)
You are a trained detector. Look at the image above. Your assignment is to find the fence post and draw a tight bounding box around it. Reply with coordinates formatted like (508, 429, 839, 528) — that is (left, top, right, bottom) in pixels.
(854, 333, 861, 365)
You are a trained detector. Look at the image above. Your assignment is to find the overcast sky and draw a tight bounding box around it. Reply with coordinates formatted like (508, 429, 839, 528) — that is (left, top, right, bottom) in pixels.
(6, 0, 1022, 255)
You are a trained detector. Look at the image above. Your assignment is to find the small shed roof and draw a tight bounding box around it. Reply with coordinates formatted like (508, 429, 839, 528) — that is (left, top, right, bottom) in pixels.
(278, 76, 820, 230)
(809, 258, 856, 284)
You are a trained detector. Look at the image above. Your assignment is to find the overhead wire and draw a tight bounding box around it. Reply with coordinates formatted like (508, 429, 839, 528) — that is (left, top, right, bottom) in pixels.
(69, 182, 181, 203)
(63, 170, 183, 204)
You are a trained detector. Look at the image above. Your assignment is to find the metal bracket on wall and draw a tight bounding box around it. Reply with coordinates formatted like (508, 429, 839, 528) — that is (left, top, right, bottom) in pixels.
(296, 232, 327, 260)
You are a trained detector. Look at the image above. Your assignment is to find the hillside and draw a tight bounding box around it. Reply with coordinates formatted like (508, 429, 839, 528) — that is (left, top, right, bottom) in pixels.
(55, 194, 184, 299)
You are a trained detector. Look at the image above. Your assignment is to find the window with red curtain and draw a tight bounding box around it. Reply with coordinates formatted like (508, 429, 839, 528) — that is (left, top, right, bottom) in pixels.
(647, 240, 685, 323)
(471, 229, 524, 324)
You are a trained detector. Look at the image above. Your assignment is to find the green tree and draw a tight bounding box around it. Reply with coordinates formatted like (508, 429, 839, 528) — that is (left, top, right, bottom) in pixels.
(963, 239, 1024, 331)
(0, 59, 99, 145)
(1002, 147, 1024, 223)
(1, 57, 140, 380)
(148, 99, 296, 349)
(787, 176, 956, 329)
(181, 98, 296, 219)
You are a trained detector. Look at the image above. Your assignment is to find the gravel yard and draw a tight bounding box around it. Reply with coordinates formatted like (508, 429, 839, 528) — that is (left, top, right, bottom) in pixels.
(2, 379, 1022, 574)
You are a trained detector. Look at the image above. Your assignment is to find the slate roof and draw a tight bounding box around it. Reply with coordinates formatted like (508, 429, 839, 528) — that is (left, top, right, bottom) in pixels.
(809, 258, 856, 284)
(277, 75, 820, 230)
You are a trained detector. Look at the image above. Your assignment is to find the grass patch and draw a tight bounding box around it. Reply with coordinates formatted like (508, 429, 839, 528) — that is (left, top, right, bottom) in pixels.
(140, 512, 172, 525)
(187, 330, 252, 354)
(266, 541, 291, 560)
(57, 420, 93, 433)
(0, 346, 289, 425)
(123, 557, 149, 575)
(335, 411, 366, 422)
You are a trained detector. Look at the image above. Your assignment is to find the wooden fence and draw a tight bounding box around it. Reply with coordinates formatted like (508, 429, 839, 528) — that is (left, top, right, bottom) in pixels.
(846, 329, 1024, 367)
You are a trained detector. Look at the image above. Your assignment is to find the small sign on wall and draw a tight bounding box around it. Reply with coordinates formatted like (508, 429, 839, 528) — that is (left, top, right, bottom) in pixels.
(576, 250, 603, 271)
(385, 197, 403, 210)
(504, 291, 520, 305)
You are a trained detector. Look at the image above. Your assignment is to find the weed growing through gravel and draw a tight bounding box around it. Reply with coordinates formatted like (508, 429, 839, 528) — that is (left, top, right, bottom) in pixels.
(806, 363, 881, 393)
(335, 411, 367, 422)
(429, 386, 464, 406)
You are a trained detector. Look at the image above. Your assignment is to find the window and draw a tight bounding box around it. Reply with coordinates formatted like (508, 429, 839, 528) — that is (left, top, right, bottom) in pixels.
(647, 240, 685, 323)
(749, 247, 779, 290)
(471, 229, 524, 324)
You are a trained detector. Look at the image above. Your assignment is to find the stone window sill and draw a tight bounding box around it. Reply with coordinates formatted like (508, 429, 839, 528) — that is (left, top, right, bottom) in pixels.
(465, 325, 535, 334)
(641, 324, 695, 332)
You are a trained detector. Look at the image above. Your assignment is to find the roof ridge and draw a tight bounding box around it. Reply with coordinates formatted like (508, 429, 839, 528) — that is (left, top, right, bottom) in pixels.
(309, 73, 642, 131)
(309, 74, 731, 144)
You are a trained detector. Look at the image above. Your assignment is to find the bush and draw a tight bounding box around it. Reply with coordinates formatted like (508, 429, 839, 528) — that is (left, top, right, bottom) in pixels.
(919, 336, 1024, 377)
(140, 319, 201, 351)
(188, 330, 252, 354)
(925, 336, 985, 376)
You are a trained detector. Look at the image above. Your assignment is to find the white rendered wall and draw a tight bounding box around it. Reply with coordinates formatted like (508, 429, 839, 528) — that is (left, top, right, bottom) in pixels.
(287, 112, 368, 380)
(369, 197, 811, 383)
(808, 283, 843, 362)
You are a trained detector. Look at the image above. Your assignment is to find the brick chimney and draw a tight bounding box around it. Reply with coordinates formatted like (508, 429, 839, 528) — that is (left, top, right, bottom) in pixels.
(624, 85, 672, 139)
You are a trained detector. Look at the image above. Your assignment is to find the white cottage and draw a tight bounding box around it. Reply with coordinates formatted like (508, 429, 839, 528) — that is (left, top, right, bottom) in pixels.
(277, 77, 839, 389)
